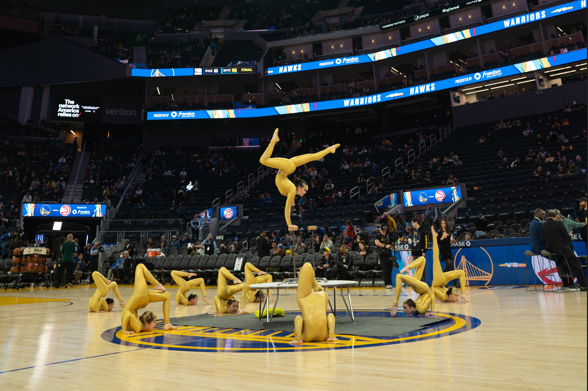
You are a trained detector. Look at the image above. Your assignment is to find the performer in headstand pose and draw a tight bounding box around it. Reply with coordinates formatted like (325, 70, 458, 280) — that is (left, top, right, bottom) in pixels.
(213, 267, 244, 314)
(391, 269, 436, 317)
(121, 264, 177, 335)
(239, 262, 273, 314)
(430, 227, 470, 303)
(171, 270, 211, 306)
(260, 128, 339, 231)
(89, 271, 125, 313)
(291, 263, 338, 345)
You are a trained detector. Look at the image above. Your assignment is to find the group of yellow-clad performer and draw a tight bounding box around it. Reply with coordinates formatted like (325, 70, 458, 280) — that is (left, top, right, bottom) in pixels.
(171, 270, 211, 306)
(392, 226, 469, 316)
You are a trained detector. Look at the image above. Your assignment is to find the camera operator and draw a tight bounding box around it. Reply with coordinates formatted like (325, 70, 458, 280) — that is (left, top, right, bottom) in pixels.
(410, 217, 428, 282)
(89, 241, 104, 283)
(578, 197, 587, 242)
(375, 224, 395, 290)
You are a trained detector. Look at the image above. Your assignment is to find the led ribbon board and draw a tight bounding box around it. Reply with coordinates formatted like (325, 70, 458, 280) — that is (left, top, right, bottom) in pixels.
(146, 49, 586, 120)
(22, 203, 107, 218)
(266, 0, 586, 76)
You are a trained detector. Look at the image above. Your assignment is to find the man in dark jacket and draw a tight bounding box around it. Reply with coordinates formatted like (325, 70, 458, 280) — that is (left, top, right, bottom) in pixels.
(411, 218, 428, 281)
(256, 231, 271, 258)
(578, 198, 587, 242)
(541, 210, 587, 291)
(530, 208, 545, 254)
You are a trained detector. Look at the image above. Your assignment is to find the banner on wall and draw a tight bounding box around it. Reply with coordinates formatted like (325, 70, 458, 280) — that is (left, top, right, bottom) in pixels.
(100, 96, 143, 124)
(393, 237, 587, 285)
(22, 203, 106, 218)
(146, 49, 586, 120)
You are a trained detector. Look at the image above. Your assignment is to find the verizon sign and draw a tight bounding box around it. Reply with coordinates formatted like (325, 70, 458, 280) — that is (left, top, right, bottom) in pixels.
(100, 97, 142, 124)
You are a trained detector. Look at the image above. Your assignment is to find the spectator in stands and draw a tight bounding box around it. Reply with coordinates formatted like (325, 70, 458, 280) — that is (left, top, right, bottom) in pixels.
(293, 236, 306, 253)
(331, 245, 349, 280)
(73, 253, 86, 284)
(203, 234, 216, 255)
(576, 155, 586, 170)
(464, 232, 473, 241)
(168, 236, 180, 252)
(216, 243, 227, 255)
(542, 210, 587, 291)
(320, 234, 333, 251)
(499, 158, 510, 169)
(315, 247, 332, 278)
(475, 214, 488, 235)
(106, 251, 125, 281)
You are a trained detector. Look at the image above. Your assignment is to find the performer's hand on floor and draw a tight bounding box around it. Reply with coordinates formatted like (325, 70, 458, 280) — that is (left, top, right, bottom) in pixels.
(124, 331, 135, 335)
(203, 297, 211, 305)
(390, 303, 399, 317)
(119, 301, 125, 308)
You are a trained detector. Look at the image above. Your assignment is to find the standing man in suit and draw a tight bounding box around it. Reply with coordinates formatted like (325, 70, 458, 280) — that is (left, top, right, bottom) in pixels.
(541, 210, 587, 291)
(530, 208, 545, 254)
(256, 230, 271, 258)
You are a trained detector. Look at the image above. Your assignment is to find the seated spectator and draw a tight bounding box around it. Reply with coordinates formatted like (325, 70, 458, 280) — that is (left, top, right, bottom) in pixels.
(108, 252, 125, 280)
(522, 124, 533, 136)
(315, 247, 332, 278)
(168, 236, 180, 252)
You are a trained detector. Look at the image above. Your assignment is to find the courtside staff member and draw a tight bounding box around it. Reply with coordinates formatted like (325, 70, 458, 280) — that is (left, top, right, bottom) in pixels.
(411, 218, 428, 281)
(189, 213, 201, 242)
(375, 224, 394, 290)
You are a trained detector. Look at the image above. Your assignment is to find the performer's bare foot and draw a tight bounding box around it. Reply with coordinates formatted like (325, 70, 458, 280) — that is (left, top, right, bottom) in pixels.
(106, 279, 112, 285)
(289, 340, 303, 345)
(153, 283, 166, 292)
(188, 273, 197, 278)
(163, 323, 178, 331)
(272, 128, 280, 143)
(119, 301, 125, 308)
(329, 144, 340, 153)
(326, 337, 339, 343)
(213, 311, 220, 315)
(390, 303, 399, 317)
(123, 331, 135, 335)
(203, 297, 211, 305)
(239, 310, 247, 314)
(233, 278, 242, 284)
(431, 227, 438, 237)
(399, 267, 408, 275)
(177, 304, 184, 307)
(289, 225, 298, 231)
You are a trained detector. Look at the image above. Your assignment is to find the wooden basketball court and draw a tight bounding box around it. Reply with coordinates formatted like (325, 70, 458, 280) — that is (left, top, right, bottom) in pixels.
(0, 284, 586, 390)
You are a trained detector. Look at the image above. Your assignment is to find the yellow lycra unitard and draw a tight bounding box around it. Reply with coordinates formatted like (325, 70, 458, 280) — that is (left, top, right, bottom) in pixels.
(259, 129, 339, 228)
(214, 267, 244, 313)
(431, 235, 466, 301)
(171, 271, 207, 305)
(240, 262, 272, 308)
(293, 263, 336, 343)
(394, 273, 435, 315)
(89, 271, 123, 312)
(405, 256, 427, 281)
(121, 264, 171, 333)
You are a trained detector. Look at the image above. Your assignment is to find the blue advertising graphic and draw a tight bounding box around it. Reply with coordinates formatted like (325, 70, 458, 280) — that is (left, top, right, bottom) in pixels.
(265, 0, 585, 76)
(393, 237, 587, 286)
(146, 49, 586, 121)
(22, 203, 106, 218)
(403, 186, 461, 207)
(220, 206, 237, 220)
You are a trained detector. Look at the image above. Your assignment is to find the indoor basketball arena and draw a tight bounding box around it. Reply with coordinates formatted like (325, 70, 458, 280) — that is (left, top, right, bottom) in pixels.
(0, 0, 586, 389)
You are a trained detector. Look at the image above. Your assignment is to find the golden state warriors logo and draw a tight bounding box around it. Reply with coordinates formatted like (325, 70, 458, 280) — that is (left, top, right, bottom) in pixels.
(418, 192, 428, 204)
(150, 69, 174, 77)
(102, 311, 480, 353)
(40, 204, 52, 216)
(454, 247, 494, 285)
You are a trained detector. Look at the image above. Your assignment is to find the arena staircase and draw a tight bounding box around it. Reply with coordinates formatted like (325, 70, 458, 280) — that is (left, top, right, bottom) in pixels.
(63, 147, 91, 203)
(337, 0, 350, 8)
(199, 46, 216, 67)
(133, 46, 147, 69)
(218, 5, 231, 20)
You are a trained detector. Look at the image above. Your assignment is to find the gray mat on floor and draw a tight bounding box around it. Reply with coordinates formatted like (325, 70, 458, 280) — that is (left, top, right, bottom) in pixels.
(173, 313, 450, 338)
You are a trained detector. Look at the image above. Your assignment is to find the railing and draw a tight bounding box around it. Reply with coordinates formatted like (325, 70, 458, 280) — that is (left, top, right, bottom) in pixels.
(64, 142, 86, 203)
(99, 230, 182, 245)
(225, 189, 233, 205)
(212, 197, 221, 209)
(257, 166, 265, 179)
(381, 166, 390, 183)
(407, 149, 415, 163)
(418, 140, 426, 156)
(366, 176, 374, 192)
(350, 186, 360, 200)
(98, 218, 184, 243)
(440, 126, 447, 140)
(237, 181, 244, 196)
(395, 157, 404, 171)
(429, 134, 437, 147)
(115, 148, 146, 210)
(247, 173, 254, 191)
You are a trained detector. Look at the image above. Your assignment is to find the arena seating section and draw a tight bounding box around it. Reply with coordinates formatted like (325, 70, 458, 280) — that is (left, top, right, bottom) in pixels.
(211, 40, 264, 67)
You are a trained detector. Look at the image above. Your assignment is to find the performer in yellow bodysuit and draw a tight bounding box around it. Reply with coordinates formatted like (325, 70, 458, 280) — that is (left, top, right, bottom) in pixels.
(239, 262, 273, 314)
(213, 267, 244, 314)
(391, 271, 435, 317)
(171, 270, 211, 306)
(260, 128, 339, 231)
(430, 227, 470, 303)
(89, 271, 125, 312)
(121, 264, 177, 334)
(399, 256, 427, 281)
(290, 263, 338, 345)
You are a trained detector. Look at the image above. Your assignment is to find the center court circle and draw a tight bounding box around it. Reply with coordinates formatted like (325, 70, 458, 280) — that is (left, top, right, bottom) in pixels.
(101, 310, 481, 353)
